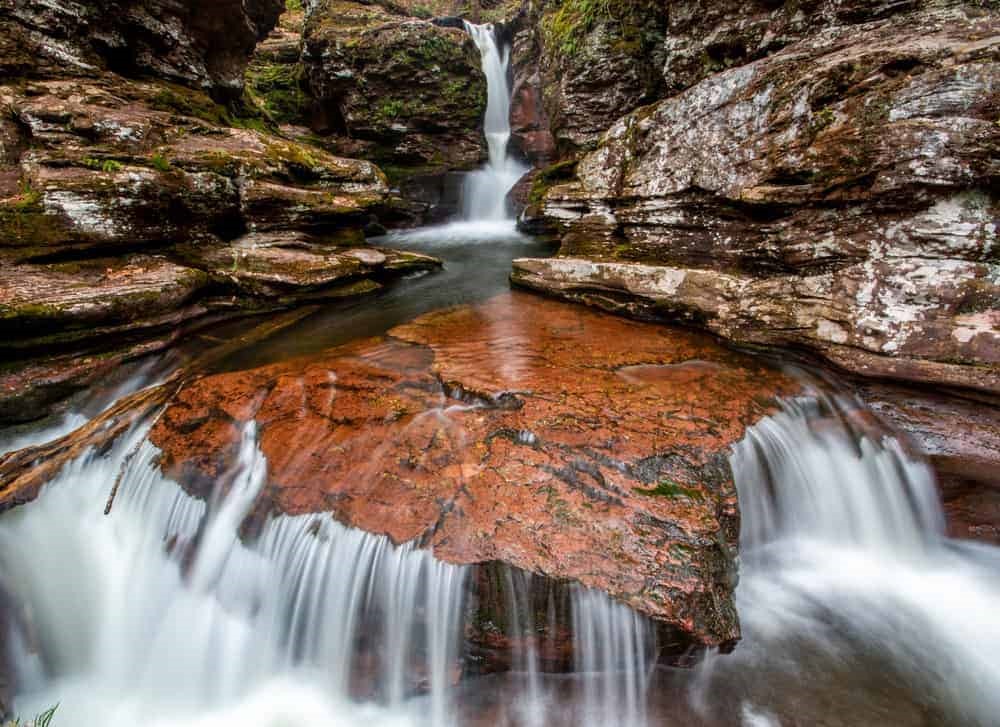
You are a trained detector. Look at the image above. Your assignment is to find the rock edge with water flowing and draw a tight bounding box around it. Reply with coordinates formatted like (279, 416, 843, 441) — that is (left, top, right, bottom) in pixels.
(0, 293, 799, 656)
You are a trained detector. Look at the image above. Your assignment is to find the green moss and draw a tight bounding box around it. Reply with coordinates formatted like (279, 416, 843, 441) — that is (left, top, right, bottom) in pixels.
(148, 82, 273, 132)
(150, 153, 172, 172)
(0, 301, 65, 322)
(245, 61, 307, 125)
(81, 157, 123, 173)
(376, 98, 406, 121)
(528, 159, 578, 205)
(265, 141, 320, 170)
(0, 180, 64, 248)
(809, 106, 836, 136)
(542, 0, 613, 57)
(285, 0, 302, 9)
(634, 479, 706, 501)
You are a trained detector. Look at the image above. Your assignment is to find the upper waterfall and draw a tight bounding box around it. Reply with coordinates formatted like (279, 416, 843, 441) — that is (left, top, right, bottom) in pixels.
(461, 22, 527, 223)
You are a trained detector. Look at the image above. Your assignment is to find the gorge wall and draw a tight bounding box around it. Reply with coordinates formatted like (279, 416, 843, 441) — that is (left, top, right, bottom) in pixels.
(504, 0, 999, 540)
(0, 0, 501, 424)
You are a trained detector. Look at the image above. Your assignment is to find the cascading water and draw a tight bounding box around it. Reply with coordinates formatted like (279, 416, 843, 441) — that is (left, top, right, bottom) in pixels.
(0, 424, 468, 727)
(572, 587, 654, 727)
(689, 398, 1000, 726)
(460, 23, 527, 224)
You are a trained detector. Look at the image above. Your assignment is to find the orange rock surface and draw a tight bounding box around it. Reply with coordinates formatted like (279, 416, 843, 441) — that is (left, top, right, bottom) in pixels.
(150, 293, 799, 646)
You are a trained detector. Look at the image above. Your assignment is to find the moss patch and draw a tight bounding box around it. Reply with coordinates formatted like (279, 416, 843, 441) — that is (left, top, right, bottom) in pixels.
(245, 62, 307, 125)
(634, 479, 706, 501)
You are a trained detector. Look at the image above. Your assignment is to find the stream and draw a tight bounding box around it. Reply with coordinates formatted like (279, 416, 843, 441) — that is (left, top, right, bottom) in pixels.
(0, 21, 998, 727)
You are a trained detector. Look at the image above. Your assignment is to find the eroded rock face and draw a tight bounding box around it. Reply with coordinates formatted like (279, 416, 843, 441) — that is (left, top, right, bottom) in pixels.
(0, 77, 394, 261)
(515, 7, 1000, 395)
(146, 292, 800, 651)
(302, 1, 487, 172)
(508, 0, 666, 157)
(0, 65, 444, 422)
(0, 0, 284, 98)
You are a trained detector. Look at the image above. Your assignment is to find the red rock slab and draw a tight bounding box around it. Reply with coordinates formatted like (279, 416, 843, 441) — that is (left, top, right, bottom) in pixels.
(150, 292, 799, 647)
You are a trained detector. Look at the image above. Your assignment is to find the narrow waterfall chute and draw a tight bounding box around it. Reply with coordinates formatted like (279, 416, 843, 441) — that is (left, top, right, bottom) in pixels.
(461, 22, 527, 224)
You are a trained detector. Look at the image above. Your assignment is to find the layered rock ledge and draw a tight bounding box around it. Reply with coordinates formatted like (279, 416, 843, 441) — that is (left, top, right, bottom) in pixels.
(514, 6, 999, 395)
(0, 0, 450, 423)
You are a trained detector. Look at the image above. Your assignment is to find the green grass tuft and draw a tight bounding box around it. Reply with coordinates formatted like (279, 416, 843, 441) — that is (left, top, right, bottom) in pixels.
(2, 704, 58, 727)
(150, 153, 172, 172)
(634, 479, 705, 501)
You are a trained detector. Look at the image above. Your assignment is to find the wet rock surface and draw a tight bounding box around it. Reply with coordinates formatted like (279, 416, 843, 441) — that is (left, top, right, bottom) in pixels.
(514, 6, 1000, 395)
(146, 292, 800, 651)
(0, 2, 445, 424)
(856, 381, 1000, 544)
(175, 231, 440, 300)
(508, 0, 666, 157)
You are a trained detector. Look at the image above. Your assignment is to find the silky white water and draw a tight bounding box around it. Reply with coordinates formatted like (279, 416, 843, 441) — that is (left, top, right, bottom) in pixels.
(3, 383, 996, 725)
(461, 23, 527, 223)
(691, 398, 1000, 726)
(0, 424, 467, 727)
(572, 587, 654, 727)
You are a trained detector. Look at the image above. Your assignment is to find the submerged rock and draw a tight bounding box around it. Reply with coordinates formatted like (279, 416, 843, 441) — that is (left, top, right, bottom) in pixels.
(144, 292, 799, 654)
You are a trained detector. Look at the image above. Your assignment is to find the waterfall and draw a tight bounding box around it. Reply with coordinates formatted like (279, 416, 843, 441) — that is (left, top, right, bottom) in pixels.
(0, 424, 468, 727)
(572, 587, 654, 727)
(461, 22, 527, 223)
(690, 398, 1000, 726)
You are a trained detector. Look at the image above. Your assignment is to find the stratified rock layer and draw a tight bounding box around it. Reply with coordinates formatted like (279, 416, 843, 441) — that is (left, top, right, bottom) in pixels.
(508, 0, 666, 158)
(0, 1, 445, 423)
(146, 293, 800, 650)
(515, 6, 999, 394)
(0, 0, 284, 98)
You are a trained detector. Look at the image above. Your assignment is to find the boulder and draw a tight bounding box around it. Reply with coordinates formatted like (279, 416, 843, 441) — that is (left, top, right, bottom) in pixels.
(302, 0, 488, 173)
(0, 255, 209, 352)
(141, 292, 799, 654)
(514, 7, 1000, 395)
(174, 230, 441, 299)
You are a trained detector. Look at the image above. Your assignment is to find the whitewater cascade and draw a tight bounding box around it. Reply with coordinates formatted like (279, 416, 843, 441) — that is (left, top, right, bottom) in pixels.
(0, 410, 657, 726)
(461, 22, 527, 222)
(0, 425, 469, 726)
(691, 398, 1000, 726)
